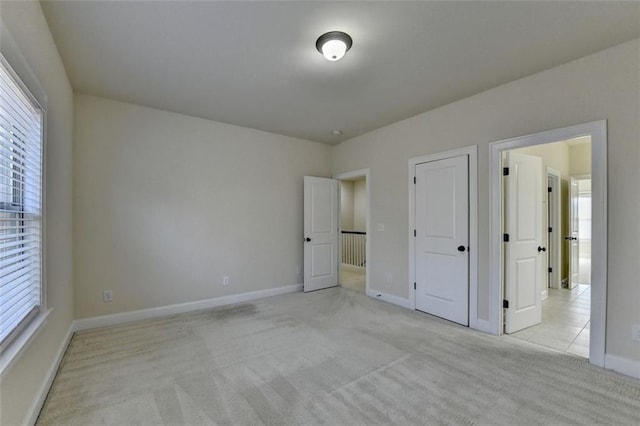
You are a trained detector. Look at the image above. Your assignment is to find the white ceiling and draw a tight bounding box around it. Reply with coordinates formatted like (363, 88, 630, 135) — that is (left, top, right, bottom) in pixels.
(41, 1, 640, 144)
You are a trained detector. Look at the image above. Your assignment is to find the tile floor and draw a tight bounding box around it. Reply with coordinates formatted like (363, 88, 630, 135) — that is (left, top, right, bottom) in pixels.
(340, 267, 366, 293)
(510, 284, 590, 358)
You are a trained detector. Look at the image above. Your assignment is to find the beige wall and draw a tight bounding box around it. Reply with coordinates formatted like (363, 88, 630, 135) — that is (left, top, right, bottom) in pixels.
(353, 178, 366, 232)
(570, 140, 592, 176)
(332, 39, 640, 363)
(0, 2, 75, 425)
(514, 141, 571, 179)
(74, 94, 331, 318)
(340, 178, 366, 232)
(340, 181, 355, 231)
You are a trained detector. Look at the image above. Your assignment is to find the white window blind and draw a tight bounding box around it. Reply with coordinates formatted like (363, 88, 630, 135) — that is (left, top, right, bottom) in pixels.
(0, 57, 43, 349)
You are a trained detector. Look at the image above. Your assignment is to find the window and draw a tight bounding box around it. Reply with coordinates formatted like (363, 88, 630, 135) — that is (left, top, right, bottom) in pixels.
(0, 56, 44, 351)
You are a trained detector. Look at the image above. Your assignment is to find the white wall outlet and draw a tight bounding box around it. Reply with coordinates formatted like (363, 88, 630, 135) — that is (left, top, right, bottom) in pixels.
(377, 223, 385, 231)
(223, 276, 229, 286)
(102, 290, 113, 303)
(386, 273, 393, 284)
(632, 325, 640, 342)
(296, 265, 302, 275)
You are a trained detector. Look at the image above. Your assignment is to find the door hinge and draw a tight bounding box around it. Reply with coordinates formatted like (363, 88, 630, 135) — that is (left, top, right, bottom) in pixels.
(414, 282, 416, 290)
(413, 176, 416, 184)
(549, 227, 552, 233)
(503, 167, 509, 176)
(548, 187, 552, 193)
(503, 233, 509, 242)
(548, 267, 553, 273)
(503, 299, 509, 309)
(414, 229, 417, 237)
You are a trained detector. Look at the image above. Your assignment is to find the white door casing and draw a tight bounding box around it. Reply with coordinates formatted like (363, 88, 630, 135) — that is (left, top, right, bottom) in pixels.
(415, 155, 469, 326)
(489, 121, 607, 368)
(568, 177, 580, 289)
(304, 176, 338, 292)
(504, 152, 544, 334)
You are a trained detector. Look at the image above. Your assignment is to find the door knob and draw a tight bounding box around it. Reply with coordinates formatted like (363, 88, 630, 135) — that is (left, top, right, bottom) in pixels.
(564, 236, 577, 241)
(305, 237, 311, 242)
(457, 245, 466, 252)
(537, 246, 546, 252)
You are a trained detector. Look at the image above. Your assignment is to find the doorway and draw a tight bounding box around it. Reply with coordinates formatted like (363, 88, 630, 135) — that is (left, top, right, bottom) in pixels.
(338, 177, 367, 293)
(335, 169, 370, 295)
(489, 121, 606, 367)
(502, 139, 592, 358)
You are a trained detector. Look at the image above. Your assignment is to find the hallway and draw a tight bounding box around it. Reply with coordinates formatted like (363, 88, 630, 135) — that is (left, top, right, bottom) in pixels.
(339, 268, 365, 293)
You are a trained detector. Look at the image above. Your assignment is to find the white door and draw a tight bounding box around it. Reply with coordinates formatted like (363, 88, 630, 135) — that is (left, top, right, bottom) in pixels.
(567, 177, 579, 289)
(415, 155, 469, 326)
(504, 152, 544, 334)
(304, 176, 338, 292)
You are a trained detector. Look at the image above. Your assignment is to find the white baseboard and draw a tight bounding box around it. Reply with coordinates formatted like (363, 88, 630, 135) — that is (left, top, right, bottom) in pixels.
(368, 289, 412, 309)
(74, 284, 303, 332)
(604, 353, 640, 379)
(26, 321, 75, 426)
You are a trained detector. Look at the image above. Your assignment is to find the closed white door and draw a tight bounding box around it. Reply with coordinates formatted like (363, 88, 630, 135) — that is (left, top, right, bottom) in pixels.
(415, 155, 469, 326)
(304, 177, 338, 292)
(504, 152, 544, 334)
(567, 177, 579, 289)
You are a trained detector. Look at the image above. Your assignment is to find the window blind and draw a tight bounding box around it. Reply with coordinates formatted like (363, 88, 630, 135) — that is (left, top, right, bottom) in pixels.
(0, 57, 43, 349)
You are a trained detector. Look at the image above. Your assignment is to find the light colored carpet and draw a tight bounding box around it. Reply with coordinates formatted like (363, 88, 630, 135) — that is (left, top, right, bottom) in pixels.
(38, 288, 640, 425)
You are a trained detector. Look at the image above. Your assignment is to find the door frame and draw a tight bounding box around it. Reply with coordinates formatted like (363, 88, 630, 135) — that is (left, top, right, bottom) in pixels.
(489, 120, 607, 367)
(546, 167, 562, 291)
(408, 145, 479, 329)
(334, 169, 370, 296)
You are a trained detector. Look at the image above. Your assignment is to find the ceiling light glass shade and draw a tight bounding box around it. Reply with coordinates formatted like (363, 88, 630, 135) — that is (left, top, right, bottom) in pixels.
(316, 31, 353, 61)
(322, 39, 347, 61)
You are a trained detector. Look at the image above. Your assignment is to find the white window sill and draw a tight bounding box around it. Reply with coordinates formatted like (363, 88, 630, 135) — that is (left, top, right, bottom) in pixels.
(0, 308, 52, 377)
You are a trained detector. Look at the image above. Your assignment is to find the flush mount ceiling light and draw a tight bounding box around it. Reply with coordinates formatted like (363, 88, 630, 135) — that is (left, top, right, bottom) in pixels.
(316, 31, 353, 61)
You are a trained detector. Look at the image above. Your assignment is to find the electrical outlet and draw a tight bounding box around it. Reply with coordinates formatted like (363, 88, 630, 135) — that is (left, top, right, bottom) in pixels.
(223, 276, 229, 286)
(103, 290, 113, 303)
(632, 325, 640, 342)
(296, 266, 302, 275)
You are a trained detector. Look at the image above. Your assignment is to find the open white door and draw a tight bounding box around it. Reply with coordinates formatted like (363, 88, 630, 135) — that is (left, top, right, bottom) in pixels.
(415, 155, 469, 326)
(304, 177, 338, 292)
(567, 177, 580, 289)
(504, 152, 544, 334)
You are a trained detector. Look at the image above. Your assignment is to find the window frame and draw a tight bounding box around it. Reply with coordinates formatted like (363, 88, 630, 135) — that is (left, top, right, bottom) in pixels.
(0, 52, 49, 375)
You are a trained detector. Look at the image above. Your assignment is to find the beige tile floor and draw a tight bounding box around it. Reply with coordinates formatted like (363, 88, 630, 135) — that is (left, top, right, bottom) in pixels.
(510, 284, 590, 358)
(340, 267, 366, 293)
